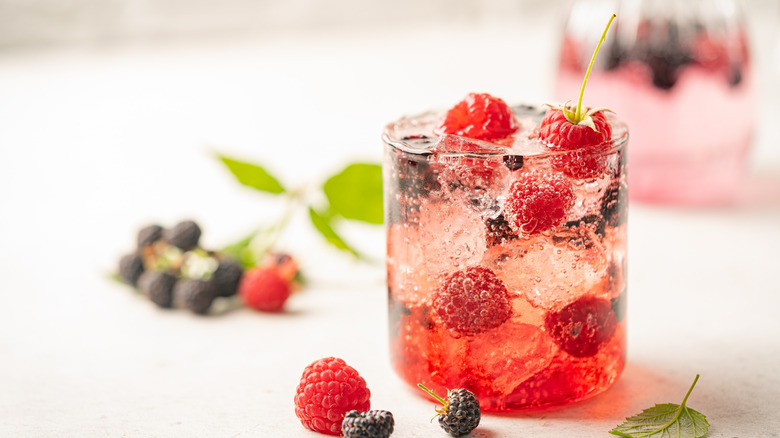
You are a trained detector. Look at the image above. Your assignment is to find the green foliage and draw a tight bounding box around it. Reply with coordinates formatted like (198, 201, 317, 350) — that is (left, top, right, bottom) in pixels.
(217, 154, 382, 260)
(217, 154, 286, 194)
(323, 163, 383, 225)
(611, 375, 709, 438)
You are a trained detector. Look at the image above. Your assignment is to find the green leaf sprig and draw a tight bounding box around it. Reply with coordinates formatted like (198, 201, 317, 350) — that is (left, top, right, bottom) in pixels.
(216, 154, 383, 264)
(610, 374, 709, 438)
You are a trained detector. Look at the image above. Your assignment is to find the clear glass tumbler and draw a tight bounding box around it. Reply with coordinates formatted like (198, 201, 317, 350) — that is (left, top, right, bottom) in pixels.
(555, 0, 754, 205)
(383, 104, 628, 410)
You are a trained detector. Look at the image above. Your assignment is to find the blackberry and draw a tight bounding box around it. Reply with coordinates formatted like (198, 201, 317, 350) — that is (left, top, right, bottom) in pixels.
(341, 410, 395, 438)
(484, 214, 517, 246)
(611, 291, 627, 323)
(418, 385, 481, 437)
(164, 220, 201, 250)
(173, 278, 216, 315)
(213, 258, 243, 297)
(118, 253, 145, 286)
(565, 214, 606, 238)
(386, 148, 440, 226)
(601, 178, 628, 228)
(137, 224, 164, 248)
(137, 271, 176, 308)
(502, 155, 524, 172)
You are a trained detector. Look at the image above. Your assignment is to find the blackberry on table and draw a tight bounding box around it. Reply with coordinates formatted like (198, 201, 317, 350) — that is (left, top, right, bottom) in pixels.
(164, 220, 201, 250)
(118, 253, 145, 287)
(137, 271, 176, 308)
(341, 410, 395, 438)
(137, 224, 164, 248)
(418, 385, 481, 437)
(173, 278, 216, 315)
(213, 258, 243, 297)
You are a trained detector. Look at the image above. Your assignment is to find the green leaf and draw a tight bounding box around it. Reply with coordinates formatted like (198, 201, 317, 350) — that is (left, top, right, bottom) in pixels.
(221, 232, 257, 268)
(308, 206, 359, 257)
(217, 154, 286, 194)
(610, 375, 709, 438)
(323, 163, 383, 225)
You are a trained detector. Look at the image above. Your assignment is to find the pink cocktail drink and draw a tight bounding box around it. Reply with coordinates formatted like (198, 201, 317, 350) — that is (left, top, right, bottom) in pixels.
(555, 12, 754, 205)
(383, 104, 628, 410)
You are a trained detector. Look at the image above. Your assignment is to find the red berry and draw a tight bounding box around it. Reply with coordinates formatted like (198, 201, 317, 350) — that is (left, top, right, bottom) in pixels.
(504, 172, 574, 234)
(435, 93, 518, 141)
(544, 295, 617, 358)
(432, 266, 512, 335)
(539, 107, 612, 179)
(294, 357, 371, 436)
(239, 267, 291, 312)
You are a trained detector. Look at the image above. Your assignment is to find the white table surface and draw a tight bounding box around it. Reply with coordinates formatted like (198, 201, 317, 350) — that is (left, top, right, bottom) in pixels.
(1, 15, 780, 437)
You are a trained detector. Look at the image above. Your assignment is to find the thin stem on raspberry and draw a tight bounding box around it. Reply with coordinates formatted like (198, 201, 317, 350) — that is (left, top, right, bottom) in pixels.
(573, 13, 616, 123)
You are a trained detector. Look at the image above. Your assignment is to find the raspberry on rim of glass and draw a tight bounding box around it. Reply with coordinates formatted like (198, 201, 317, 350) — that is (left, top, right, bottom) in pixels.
(539, 14, 617, 180)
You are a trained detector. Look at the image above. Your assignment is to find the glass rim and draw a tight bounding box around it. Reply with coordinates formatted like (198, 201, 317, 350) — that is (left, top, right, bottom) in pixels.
(382, 111, 628, 160)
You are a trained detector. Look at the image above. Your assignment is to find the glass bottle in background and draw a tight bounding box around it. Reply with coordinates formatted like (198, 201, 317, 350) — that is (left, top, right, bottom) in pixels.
(555, 0, 755, 205)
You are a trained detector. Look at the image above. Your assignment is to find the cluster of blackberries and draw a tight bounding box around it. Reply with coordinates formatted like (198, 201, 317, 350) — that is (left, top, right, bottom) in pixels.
(118, 220, 243, 315)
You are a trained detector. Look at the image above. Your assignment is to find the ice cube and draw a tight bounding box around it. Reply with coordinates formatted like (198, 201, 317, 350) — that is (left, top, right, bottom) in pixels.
(482, 234, 609, 311)
(417, 197, 487, 276)
(465, 321, 555, 396)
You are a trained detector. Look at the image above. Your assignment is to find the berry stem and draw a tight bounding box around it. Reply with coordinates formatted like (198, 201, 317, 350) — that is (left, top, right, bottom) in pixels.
(574, 13, 616, 123)
(417, 383, 447, 406)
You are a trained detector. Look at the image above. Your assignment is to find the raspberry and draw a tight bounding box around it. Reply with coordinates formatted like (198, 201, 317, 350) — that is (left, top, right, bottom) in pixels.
(504, 172, 574, 234)
(259, 252, 300, 285)
(541, 14, 616, 179)
(137, 224, 163, 248)
(239, 267, 291, 312)
(539, 107, 612, 151)
(418, 385, 481, 437)
(294, 357, 371, 436)
(137, 270, 176, 309)
(432, 266, 512, 335)
(544, 295, 617, 358)
(539, 107, 612, 179)
(212, 258, 244, 297)
(118, 253, 145, 287)
(341, 410, 394, 438)
(435, 93, 518, 141)
(164, 220, 201, 250)
(173, 278, 216, 314)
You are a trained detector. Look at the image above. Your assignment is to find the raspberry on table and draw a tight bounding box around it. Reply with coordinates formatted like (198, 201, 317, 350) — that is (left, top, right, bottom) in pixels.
(212, 258, 243, 297)
(418, 385, 481, 437)
(238, 267, 291, 312)
(432, 266, 512, 335)
(341, 410, 394, 438)
(504, 171, 575, 235)
(434, 92, 518, 141)
(164, 220, 201, 250)
(137, 224, 164, 248)
(544, 295, 617, 357)
(294, 357, 371, 436)
(172, 278, 216, 315)
(118, 253, 145, 287)
(137, 270, 177, 309)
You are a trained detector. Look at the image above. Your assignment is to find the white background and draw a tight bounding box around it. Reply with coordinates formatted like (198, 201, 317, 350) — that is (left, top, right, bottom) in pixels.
(1, 1, 779, 436)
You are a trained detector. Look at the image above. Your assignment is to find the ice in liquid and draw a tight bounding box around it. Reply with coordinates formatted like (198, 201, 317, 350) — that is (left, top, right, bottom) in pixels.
(383, 105, 627, 411)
